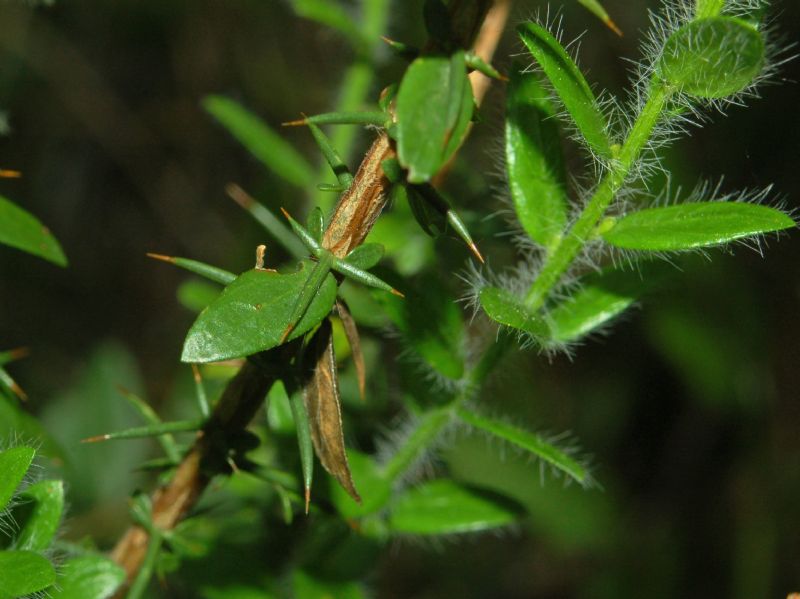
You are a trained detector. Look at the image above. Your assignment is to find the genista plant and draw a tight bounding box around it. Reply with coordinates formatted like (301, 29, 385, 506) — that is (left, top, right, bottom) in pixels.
(0, 0, 794, 597)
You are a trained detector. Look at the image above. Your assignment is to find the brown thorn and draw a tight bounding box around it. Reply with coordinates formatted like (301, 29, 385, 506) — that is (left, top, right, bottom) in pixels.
(281, 118, 307, 127)
(81, 434, 110, 444)
(0, 169, 22, 178)
(146, 252, 175, 264)
(8, 347, 30, 360)
(390, 288, 405, 298)
(304, 487, 311, 515)
(468, 242, 485, 264)
(605, 18, 623, 37)
(225, 183, 254, 209)
(279, 207, 291, 221)
(11, 381, 28, 402)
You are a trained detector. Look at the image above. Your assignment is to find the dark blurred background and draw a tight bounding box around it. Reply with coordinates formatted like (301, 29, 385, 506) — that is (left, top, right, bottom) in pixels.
(1, 0, 798, 597)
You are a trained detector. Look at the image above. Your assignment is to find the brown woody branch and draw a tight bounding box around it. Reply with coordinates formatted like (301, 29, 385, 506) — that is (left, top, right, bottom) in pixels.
(110, 0, 508, 590)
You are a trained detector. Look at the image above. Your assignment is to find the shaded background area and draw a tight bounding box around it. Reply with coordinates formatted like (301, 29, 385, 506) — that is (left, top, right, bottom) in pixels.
(1, 0, 799, 597)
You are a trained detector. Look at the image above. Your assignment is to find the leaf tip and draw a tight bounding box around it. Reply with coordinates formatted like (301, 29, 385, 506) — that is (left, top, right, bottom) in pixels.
(469, 242, 485, 263)
(0, 169, 22, 178)
(146, 252, 175, 264)
(225, 183, 254, 209)
(390, 288, 405, 298)
(304, 487, 311, 515)
(81, 434, 109, 444)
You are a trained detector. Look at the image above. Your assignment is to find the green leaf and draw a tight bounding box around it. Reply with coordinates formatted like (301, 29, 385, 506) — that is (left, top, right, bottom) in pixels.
(505, 67, 569, 247)
(0, 550, 56, 598)
(16, 480, 64, 551)
(0, 195, 67, 266)
(658, 16, 765, 99)
(517, 22, 611, 158)
(548, 263, 671, 343)
(376, 272, 464, 379)
(50, 555, 125, 599)
(479, 287, 550, 338)
(344, 243, 384, 270)
(293, 570, 365, 599)
(290, 0, 368, 52)
(456, 408, 590, 485)
(389, 480, 520, 535)
(396, 52, 474, 183)
(83, 419, 203, 442)
(148, 253, 235, 285)
(0, 446, 35, 511)
(203, 96, 314, 188)
(602, 202, 794, 251)
(577, 0, 623, 35)
(182, 261, 337, 363)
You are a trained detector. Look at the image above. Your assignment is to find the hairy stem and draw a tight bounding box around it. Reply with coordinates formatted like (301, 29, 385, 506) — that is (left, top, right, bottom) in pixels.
(525, 81, 672, 310)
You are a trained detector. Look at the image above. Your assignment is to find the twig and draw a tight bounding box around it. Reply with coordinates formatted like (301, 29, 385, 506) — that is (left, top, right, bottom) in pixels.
(109, 0, 507, 591)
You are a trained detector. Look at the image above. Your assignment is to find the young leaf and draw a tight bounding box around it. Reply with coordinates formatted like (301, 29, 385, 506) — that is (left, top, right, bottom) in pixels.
(307, 206, 325, 243)
(82, 419, 203, 443)
(182, 261, 337, 363)
(0, 195, 67, 266)
(517, 22, 612, 158)
(49, 555, 125, 599)
(505, 67, 569, 247)
(456, 408, 590, 486)
(601, 202, 794, 251)
(389, 480, 520, 535)
(479, 287, 550, 339)
(16, 480, 65, 551)
(396, 52, 474, 183)
(203, 96, 314, 188)
(658, 16, 765, 99)
(0, 445, 35, 510)
(548, 262, 672, 343)
(343, 243, 384, 270)
(288, 385, 314, 513)
(303, 320, 361, 503)
(0, 550, 56, 597)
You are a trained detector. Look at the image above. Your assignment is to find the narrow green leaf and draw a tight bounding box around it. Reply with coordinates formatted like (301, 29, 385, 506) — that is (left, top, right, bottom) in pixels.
(505, 67, 569, 247)
(549, 263, 671, 342)
(396, 52, 474, 183)
(479, 287, 550, 338)
(602, 202, 794, 251)
(0, 195, 67, 266)
(118, 387, 181, 462)
(50, 555, 125, 599)
(376, 273, 464, 380)
(289, 387, 314, 513)
(658, 17, 765, 99)
(389, 480, 520, 535)
(517, 22, 611, 157)
(182, 261, 337, 363)
(127, 534, 162, 599)
(0, 445, 35, 511)
(266, 380, 295, 434)
(203, 96, 314, 187)
(290, 0, 368, 52)
(83, 419, 203, 443)
(307, 207, 325, 243)
(0, 550, 56, 598)
(290, 111, 387, 127)
(0, 366, 25, 401)
(305, 122, 354, 191)
(456, 408, 590, 485)
(16, 480, 64, 551)
(344, 243, 384, 270)
(147, 253, 235, 285)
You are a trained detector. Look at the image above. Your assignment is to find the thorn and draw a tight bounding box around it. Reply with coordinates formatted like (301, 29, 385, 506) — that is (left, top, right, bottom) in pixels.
(605, 18, 623, 37)
(191, 363, 202, 384)
(8, 347, 30, 360)
(225, 183, 254, 209)
(280, 323, 294, 343)
(279, 207, 291, 221)
(390, 288, 405, 298)
(146, 252, 175, 263)
(0, 169, 22, 178)
(227, 456, 240, 474)
(281, 118, 307, 127)
(468, 242, 485, 264)
(11, 381, 28, 401)
(304, 487, 311, 515)
(81, 434, 110, 443)
(497, 73, 510, 83)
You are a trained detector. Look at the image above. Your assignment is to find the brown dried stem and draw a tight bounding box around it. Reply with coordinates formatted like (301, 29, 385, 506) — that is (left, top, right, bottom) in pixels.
(109, 0, 508, 590)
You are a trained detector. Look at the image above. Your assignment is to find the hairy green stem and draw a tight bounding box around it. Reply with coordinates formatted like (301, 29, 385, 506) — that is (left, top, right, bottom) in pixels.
(525, 81, 672, 310)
